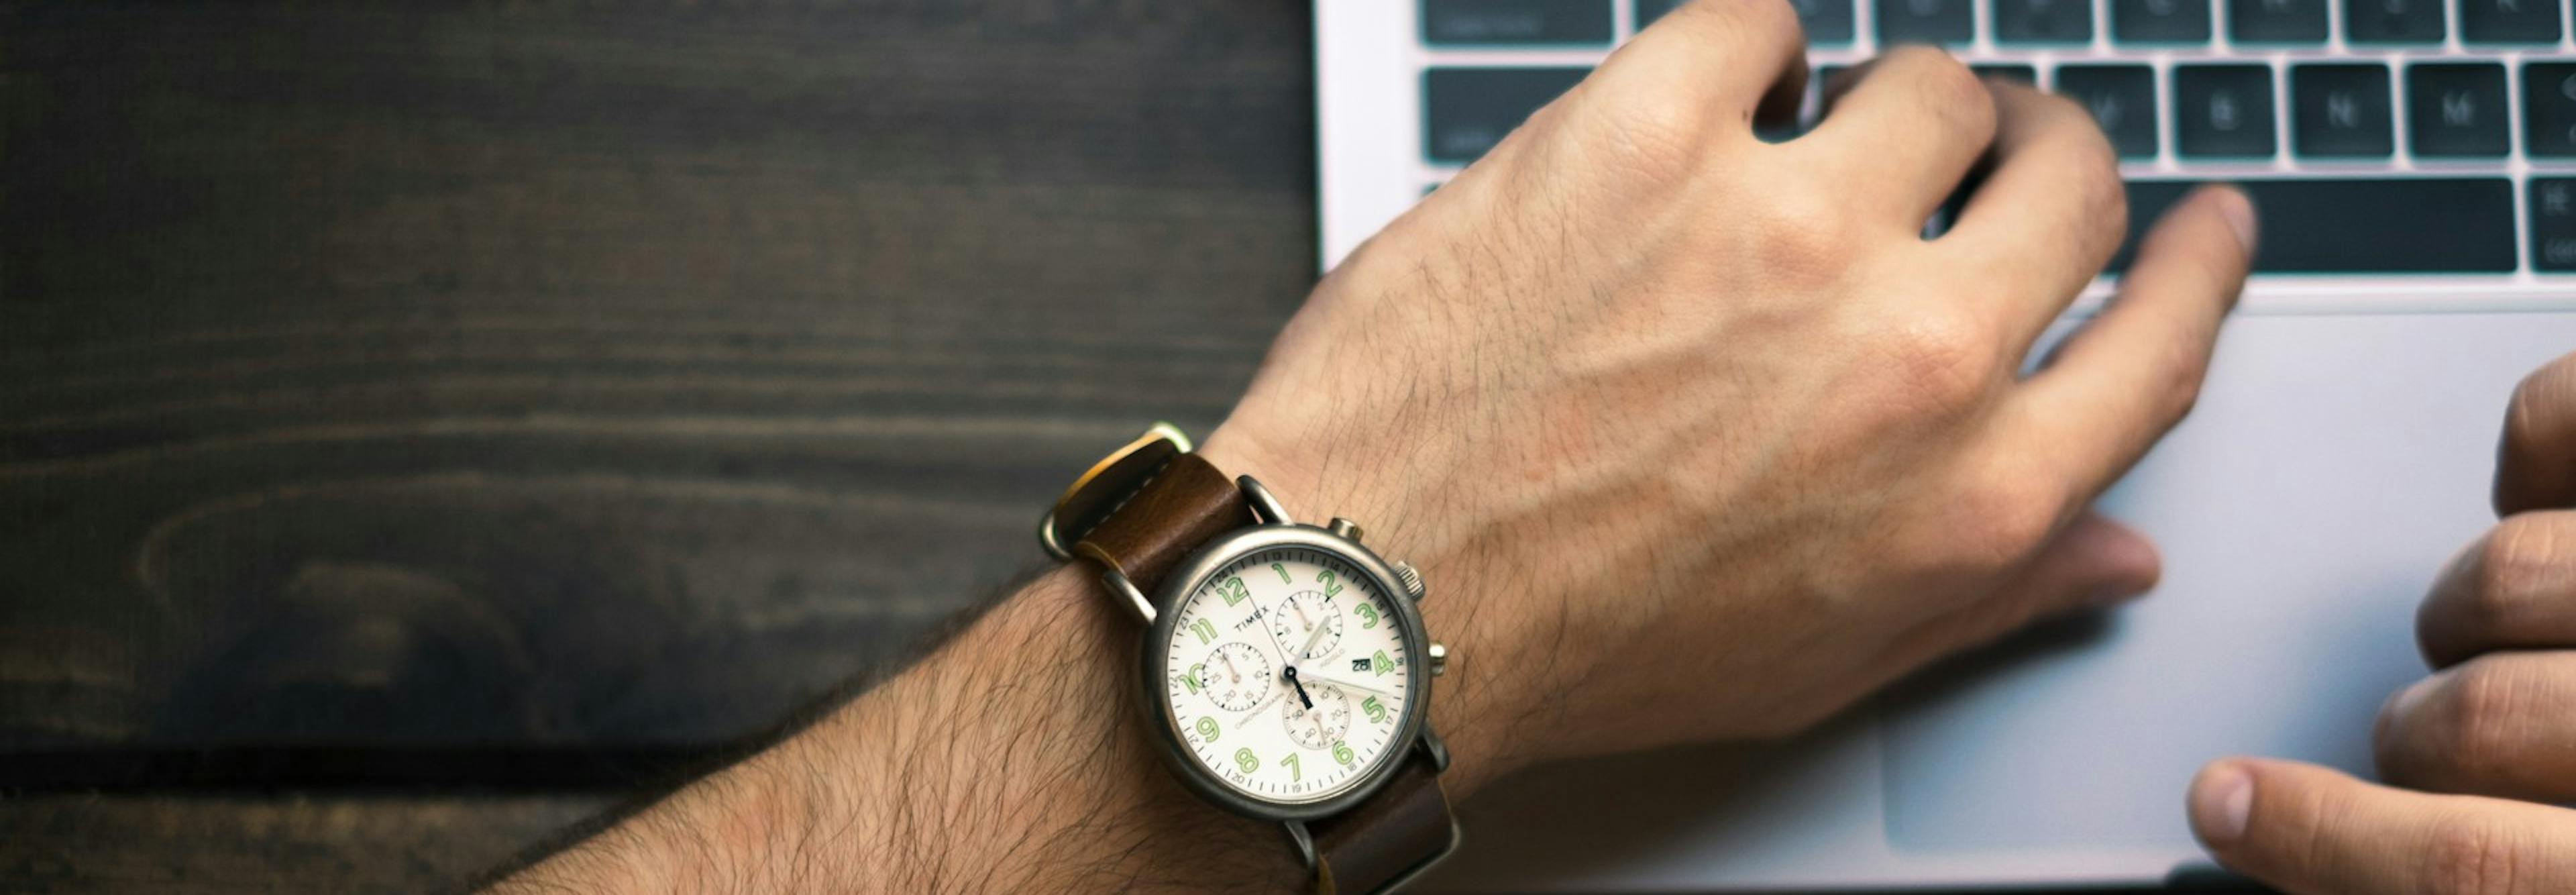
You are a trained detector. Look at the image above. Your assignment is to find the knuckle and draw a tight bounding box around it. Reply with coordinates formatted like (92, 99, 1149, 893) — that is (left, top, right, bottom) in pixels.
(1872, 309, 1996, 416)
(1743, 191, 1858, 287)
(1580, 81, 1715, 176)
(1902, 51, 1997, 138)
(2440, 659, 2532, 779)
(2470, 519, 2561, 626)
(2071, 134, 2129, 256)
(2424, 814, 2526, 895)
(2503, 356, 2576, 460)
(1718, 0, 1807, 46)
(2147, 332, 2210, 425)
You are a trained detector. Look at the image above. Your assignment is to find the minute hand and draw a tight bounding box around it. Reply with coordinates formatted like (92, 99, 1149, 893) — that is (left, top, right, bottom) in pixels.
(1296, 672, 1400, 700)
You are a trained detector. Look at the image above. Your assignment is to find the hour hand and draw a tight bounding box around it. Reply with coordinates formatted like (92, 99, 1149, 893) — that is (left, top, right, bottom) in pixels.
(1282, 665, 1315, 709)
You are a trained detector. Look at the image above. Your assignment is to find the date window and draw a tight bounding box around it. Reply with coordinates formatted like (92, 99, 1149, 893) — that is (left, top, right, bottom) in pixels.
(1351, 658, 1372, 672)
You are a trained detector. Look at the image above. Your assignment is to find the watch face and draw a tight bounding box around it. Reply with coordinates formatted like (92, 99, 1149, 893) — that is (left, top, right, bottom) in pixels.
(1157, 541, 1419, 808)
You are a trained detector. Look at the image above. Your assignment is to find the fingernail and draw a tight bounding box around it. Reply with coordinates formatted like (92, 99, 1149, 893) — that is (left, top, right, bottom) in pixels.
(2211, 187, 2259, 254)
(2190, 762, 2254, 845)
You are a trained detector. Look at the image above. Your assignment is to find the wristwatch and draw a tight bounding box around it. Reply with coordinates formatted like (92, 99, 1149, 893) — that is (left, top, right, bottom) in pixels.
(1038, 423, 1461, 894)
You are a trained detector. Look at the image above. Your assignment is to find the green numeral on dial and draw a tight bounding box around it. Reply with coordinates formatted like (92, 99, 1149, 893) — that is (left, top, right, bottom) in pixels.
(1183, 664, 1204, 695)
(1272, 563, 1293, 585)
(1220, 577, 1250, 607)
(1354, 602, 1380, 630)
(1195, 717, 1220, 743)
(1372, 649, 1394, 676)
(1282, 752, 1301, 781)
(1189, 618, 1217, 644)
(1362, 695, 1387, 724)
(1317, 569, 1343, 599)
(1234, 747, 1260, 774)
(1332, 741, 1356, 767)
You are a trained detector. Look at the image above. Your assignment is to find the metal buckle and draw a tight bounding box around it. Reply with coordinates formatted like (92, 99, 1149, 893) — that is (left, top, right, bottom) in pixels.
(1036, 422, 1193, 560)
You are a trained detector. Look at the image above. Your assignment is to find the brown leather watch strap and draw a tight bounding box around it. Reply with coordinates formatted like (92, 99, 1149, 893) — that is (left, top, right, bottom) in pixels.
(1307, 751, 1459, 894)
(1070, 453, 1256, 597)
(1053, 439, 1458, 894)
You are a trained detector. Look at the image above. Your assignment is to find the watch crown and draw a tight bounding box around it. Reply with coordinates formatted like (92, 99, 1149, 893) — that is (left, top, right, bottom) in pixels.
(1392, 561, 1427, 602)
(1326, 517, 1363, 541)
(1428, 642, 1448, 677)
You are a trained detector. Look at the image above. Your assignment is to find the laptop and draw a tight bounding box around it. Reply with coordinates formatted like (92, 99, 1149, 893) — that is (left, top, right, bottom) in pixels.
(1316, 0, 2576, 888)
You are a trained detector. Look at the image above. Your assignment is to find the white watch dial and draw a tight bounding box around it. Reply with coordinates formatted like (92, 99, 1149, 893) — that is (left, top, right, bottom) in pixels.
(1161, 546, 1413, 804)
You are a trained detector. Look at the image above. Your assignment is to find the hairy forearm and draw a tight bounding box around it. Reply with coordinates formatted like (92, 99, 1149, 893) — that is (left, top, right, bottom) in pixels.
(488, 568, 1299, 894)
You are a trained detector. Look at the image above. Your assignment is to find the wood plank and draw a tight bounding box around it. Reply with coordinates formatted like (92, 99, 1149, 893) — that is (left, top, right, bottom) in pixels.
(0, 792, 610, 893)
(0, 0, 1319, 770)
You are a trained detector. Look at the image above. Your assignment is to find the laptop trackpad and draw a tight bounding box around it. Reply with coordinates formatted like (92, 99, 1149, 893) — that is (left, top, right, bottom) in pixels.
(1882, 311, 2576, 851)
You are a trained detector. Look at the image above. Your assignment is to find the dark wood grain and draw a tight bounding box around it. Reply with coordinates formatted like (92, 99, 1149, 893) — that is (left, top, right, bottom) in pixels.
(1, 0, 1316, 755)
(2, 0, 1315, 888)
(0, 792, 612, 894)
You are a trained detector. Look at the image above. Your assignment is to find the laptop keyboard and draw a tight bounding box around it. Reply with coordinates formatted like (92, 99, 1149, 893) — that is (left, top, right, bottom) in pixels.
(1411, 0, 2576, 278)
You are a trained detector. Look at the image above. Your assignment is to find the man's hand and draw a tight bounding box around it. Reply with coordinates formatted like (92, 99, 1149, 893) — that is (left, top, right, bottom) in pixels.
(2186, 351, 2576, 894)
(494, 1, 2260, 890)
(1202, 0, 2255, 782)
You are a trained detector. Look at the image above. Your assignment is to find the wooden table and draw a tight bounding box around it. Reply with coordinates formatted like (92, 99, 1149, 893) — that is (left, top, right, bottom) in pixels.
(1, 1, 1316, 890)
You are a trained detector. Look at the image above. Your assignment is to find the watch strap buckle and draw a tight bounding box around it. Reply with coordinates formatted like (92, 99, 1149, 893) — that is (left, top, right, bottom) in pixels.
(1037, 422, 1194, 561)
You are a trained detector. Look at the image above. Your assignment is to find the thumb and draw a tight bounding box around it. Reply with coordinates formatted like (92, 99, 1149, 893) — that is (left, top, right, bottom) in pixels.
(1893, 510, 2160, 664)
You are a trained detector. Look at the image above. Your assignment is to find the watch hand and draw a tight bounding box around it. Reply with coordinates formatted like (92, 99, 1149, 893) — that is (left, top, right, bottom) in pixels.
(1258, 605, 1297, 665)
(1282, 665, 1314, 710)
(1297, 674, 1398, 700)
(1221, 652, 1241, 683)
(1294, 612, 1332, 661)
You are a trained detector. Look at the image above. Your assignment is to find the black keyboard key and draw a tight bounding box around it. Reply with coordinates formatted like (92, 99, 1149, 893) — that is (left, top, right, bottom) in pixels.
(1878, 0, 1974, 44)
(1641, 0, 1856, 41)
(2111, 179, 2514, 273)
(1972, 64, 2039, 84)
(2173, 66, 2277, 158)
(2054, 65, 2159, 158)
(2523, 63, 2576, 157)
(2532, 178, 2576, 270)
(2342, 0, 2443, 42)
(1424, 67, 1589, 164)
(1994, 0, 2094, 42)
(1791, 0, 1860, 42)
(2112, 0, 2213, 42)
(2409, 64, 2509, 157)
(2290, 64, 2392, 157)
(2461, 0, 2562, 42)
(2228, 0, 2327, 41)
(2236, 0, 2339, 41)
(1424, 0, 1614, 44)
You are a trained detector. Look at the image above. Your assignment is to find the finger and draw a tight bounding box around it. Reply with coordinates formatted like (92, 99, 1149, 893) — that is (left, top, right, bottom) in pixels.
(1992, 185, 2254, 505)
(2189, 757, 2576, 895)
(1799, 46, 1998, 228)
(2497, 350, 2576, 515)
(2375, 651, 2576, 803)
(1885, 511, 2159, 668)
(1938, 81, 2128, 350)
(1599, 0, 1810, 136)
(2418, 511, 2576, 668)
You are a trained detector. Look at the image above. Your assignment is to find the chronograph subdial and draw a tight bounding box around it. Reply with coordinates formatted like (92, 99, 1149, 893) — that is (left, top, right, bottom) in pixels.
(1268, 590, 1344, 661)
(1279, 682, 1352, 750)
(1197, 641, 1273, 712)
